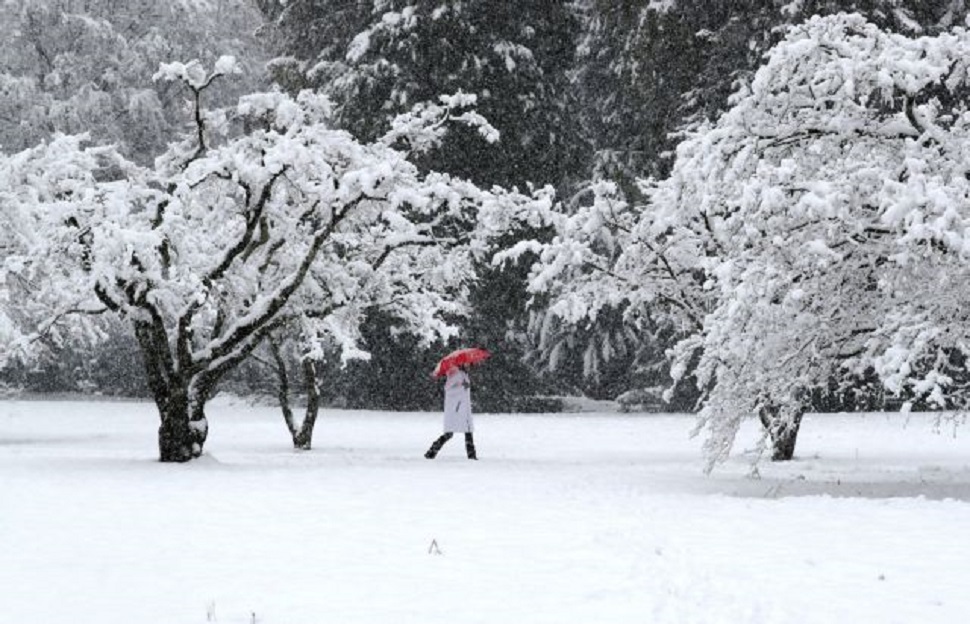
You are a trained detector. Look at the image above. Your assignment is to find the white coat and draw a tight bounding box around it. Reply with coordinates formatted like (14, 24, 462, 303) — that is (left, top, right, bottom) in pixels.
(442, 368, 473, 433)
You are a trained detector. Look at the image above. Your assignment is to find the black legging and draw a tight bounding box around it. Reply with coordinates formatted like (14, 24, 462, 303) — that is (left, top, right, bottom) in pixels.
(425, 432, 477, 459)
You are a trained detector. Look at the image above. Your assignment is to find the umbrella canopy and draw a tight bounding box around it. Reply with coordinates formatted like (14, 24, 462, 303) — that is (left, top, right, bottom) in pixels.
(432, 347, 491, 378)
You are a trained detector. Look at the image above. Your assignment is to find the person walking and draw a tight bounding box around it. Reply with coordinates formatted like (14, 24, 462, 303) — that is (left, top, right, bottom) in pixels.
(425, 364, 477, 460)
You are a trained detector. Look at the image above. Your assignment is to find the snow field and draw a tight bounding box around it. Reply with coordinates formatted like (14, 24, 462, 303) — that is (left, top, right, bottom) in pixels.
(2, 399, 969, 623)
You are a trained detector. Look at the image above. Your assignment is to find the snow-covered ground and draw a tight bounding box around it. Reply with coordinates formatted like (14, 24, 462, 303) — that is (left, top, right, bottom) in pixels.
(2, 398, 969, 624)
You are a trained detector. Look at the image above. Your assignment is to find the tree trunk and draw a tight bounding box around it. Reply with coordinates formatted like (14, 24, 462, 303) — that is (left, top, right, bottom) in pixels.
(758, 402, 803, 461)
(292, 358, 320, 450)
(135, 320, 208, 462)
(146, 371, 212, 462)
(271, 341, 321, 450)
(156, 385, 207, 462)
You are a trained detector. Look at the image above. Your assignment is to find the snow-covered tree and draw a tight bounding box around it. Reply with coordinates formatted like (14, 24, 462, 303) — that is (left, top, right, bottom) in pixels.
(0, 59, 549, 461)
(258, 1, 586, 411)
(0, 0, 266, 161)
(665, 12, 970, 465)
(261, 0, 584, 189)
(574, 0, 970, 189)
(508, 12, 970, 468)
(558, 1, 970, 402)
(497, 176, 707, 396)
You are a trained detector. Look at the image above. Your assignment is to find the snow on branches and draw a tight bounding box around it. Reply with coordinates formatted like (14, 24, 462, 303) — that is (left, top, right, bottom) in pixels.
(382, 92, 500, 155)
(513, 13, 970, 467)
(670, 13, 970, 464)
(153, 55, 242, 90)
(0, 57, 547, 461)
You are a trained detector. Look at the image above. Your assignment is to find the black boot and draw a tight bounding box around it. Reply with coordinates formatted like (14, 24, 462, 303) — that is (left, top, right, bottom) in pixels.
(424, 432, 453, 459)
(465, 433, 477, 460)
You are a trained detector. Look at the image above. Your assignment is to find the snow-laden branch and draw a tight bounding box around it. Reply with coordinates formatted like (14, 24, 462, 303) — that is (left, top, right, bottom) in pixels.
(0, 59, 550, 461)
(381, 92, 500, 156)
(506, 13, 970, 469)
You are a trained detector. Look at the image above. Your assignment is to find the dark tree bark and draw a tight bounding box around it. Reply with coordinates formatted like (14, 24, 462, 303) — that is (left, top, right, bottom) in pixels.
(758, 401, 804, 461)
(156, 385, 209, 462)
(294, 358, 321, 450)
(270, 339, 321, 450)
(136, 319, 210, 462)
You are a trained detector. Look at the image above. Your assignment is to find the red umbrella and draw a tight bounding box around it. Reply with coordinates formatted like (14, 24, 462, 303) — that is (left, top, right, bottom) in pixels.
(432, 347, 491, 378)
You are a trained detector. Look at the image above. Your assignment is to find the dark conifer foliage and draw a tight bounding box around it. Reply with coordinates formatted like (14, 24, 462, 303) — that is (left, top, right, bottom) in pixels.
(261, 0, 587, 190)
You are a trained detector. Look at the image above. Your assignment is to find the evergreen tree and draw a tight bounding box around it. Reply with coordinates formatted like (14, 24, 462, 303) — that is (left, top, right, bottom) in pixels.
(260, 1, 585, 410)
(263, 0, 586, 190)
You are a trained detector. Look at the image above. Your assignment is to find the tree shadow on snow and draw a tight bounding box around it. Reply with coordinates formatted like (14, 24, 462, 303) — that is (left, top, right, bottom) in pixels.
(711, 470, 970, 501)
